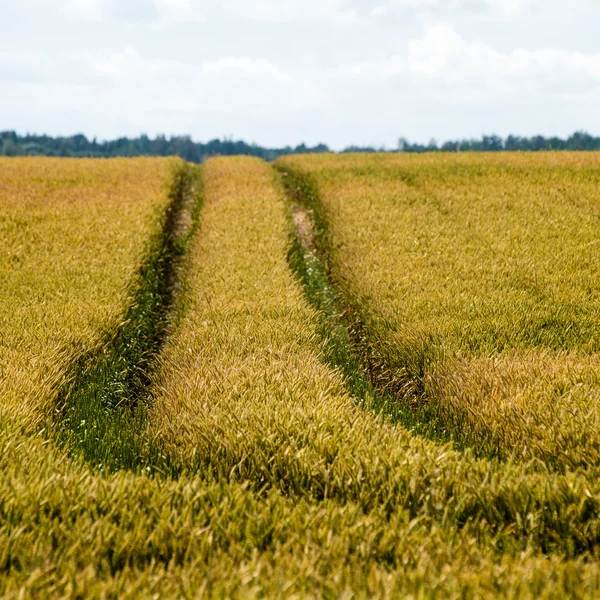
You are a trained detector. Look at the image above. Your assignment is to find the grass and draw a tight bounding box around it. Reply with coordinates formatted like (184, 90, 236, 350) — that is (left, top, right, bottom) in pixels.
(277, 163, 448, 440)
(3, 155, 600, 597)
(0, 157, 174, 430)
(277, 152, 600, 471)
(54, 160, 202, 473)
(150, 157, 600, 563)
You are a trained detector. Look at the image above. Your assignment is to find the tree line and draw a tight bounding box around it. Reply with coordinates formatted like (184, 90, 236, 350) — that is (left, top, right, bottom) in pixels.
(2, 130, 600, 160)
(397, 131, 600, 152)
(0, 132, 329, 161)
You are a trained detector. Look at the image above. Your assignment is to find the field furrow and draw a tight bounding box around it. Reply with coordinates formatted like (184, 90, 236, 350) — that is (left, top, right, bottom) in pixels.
(150, 157, 600, 561)
(3, 155, 600, 596)
(0, 157, 174, 430)
(277, 153, 600, 472)
(54, 161, 202, 471)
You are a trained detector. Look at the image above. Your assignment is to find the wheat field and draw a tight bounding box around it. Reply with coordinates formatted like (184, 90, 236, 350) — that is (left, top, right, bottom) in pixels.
(278, 152, 600, 472)
(2, 154, 600, 597)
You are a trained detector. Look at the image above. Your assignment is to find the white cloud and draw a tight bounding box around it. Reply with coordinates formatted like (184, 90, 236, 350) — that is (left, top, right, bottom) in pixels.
(25, 0, 205, 24)
(202, 58, 293, 84)
(81, 47, 327, 113)
(19, 0, 358, 24)
(0, 50, 88, 85)
(336, 23, 600, 102)
(370, 0, 600, 20)
(216, 0, 360, 24)
(408, 24, 600, 93)
(4, 0, 600, 147)
(59, 0, 107, 21)
(152, 0, 205, 25)
(0, 45, 330, 145)
(0, 45, 327, 115)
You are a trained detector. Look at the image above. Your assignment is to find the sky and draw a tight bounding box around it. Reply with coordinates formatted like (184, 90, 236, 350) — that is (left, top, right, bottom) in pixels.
(1, 0, 600, 149)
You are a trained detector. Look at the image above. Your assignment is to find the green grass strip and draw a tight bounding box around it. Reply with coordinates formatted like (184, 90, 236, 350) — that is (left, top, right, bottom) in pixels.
(53, 161, 203, 473)
(276, 164, 486, 453)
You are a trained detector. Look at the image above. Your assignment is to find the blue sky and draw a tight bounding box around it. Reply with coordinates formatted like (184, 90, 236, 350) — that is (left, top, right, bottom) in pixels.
(1, 0, 599, 148)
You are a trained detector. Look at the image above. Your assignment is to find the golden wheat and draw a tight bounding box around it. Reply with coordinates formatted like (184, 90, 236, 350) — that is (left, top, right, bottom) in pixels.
(0, 157, 173, 428)
(278, 152, 600, 471)
(3, 155, 600, 597)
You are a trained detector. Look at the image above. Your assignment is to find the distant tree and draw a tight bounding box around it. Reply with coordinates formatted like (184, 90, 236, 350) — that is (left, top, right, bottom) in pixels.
(482, 135, 503, 151)
(1, 138, 21, 156)
(504, 135, 521, 151)
(398, 137, 409, 151)
(531, 135, 548, 151)
(568, 131, 595, 150)
(152, 135, 169, 156)
(2, 130, 600, 160)
(171, 136, 200, 162)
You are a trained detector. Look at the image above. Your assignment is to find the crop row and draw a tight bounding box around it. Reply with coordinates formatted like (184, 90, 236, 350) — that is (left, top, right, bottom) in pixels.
(2, 156, 600, 597)
(278, 152, 600, 472)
